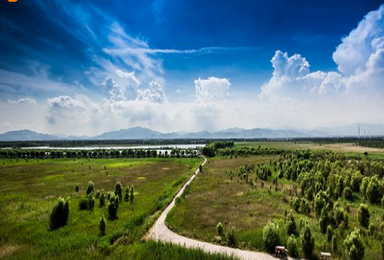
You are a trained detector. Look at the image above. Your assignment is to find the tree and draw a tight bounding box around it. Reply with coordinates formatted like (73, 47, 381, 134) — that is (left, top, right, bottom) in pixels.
(319, 206, 329, 234)
(351, 171, 362, 192)
(99, 215, 106, 235)
(199, 164, 203, 172)
(286, 210, 296, 235)
(216, 222, 224, 237)
(343, 187, 353, 201)
(360, 177, 369, 199)
(86, 180, 94, 195)
(301, 224, 315, 259)
(263, 221, 280, 253)
(107, 195, 118, 220)
(366, 176, 380, 204)
(344, 229, 365, 260)
(358, 204, 370, 228)
(124, 186, 129, 202)
(99, 192, 105, 207)
(49, 197, 69, 230)
(326, 225, 333, 242)
(287, 235, 299, 258)
(75, 184, 79, 193)
(115, 181, 123, 200)
(129, 185, 134, 203)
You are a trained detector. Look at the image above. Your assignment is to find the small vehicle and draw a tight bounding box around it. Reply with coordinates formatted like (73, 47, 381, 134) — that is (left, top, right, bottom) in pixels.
(275, 246, 288, 259)
(320, 252, 332, 260)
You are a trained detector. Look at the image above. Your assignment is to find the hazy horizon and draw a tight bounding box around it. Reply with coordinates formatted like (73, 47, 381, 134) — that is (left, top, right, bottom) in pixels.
(1, 1, 384, 136)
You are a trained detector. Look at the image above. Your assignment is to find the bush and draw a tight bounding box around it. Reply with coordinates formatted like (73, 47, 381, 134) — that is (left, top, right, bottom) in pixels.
(319, 206, 329, 234)
(301, 224, 314, 259)
(358, 204, 370, 228)
(366, 176, 380, 204)
(95, 190, 101, 199)
(343, 187, 353, 200)
(216, 222, 224, 237)
(79, 198, 88, 210)
(360, 177, 369, 199)
(99, 215, 106, 235)
(124, 186, 129, 202)
(326, 225, 333, 242)
(75, 184, 79, 193)
(130, 185, 134, 203)
(108, 195, 118, 220)
(287, 235, 299, 258)
(227, 227, 237, 247)
(99, 192, 105, 207)
(115, 181, 123, 200)
(286, 210, 296, 235)
(368, 223, 377, 236)
(86, 180, 94, 195)
(263, 221, 280, 253)
(300, 199, 311, 215)
(88, 195, 95, 210)
(344, 229, 365, 260)
(49, 197, 69, 230)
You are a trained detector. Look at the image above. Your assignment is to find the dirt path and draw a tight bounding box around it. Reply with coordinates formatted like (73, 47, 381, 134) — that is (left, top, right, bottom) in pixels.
(146, 156, 296, 260)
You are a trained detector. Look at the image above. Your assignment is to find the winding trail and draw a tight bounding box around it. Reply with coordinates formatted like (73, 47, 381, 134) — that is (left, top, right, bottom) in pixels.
(146, 156, 295, 260)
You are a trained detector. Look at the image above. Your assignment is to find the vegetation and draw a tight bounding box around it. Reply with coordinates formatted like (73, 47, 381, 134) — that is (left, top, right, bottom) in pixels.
(49, 197, 69, 230)
(263, 221, 280, 253)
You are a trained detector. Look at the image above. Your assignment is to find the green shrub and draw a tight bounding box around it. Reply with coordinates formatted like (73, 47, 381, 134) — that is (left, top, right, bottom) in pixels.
(286, 210, 296, 235)
(130, 185, 134, 203)
(95, 190, 101, 199)
(115, 181, 123, 200)
(124, 186, 129, 202)
(227, 227, 237, 247)
(49, 197, 69, 230)
(263, 221, 280, 253)
(216, 222, 224, 237)
(319, 206, 329, 234)
(88, 195, 95, 210)
(99, 215, 106, 235)
(287, 235, 299, 258)
(366, 176, 380, 204)
(75, 184, 79, 193)
(360, 177, 369, 199)
(108, 195, 118, 220)
(343, 187, 353, 200)
(368, 223, 377, 236)
(358, 204, 370, 228)
(331, 235, 338, 254)
(301, 224, 314, 259)
(344, 229, 365, 260)
(79, 198, 88, 210)
(99, 192, 105, 207)
(86, 180, 94, 195)
(300, 198, 310, 215)
(326, 225, 333, 242)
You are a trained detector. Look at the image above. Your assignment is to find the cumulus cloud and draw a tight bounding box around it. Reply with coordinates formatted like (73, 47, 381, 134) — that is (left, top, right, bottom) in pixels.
(8, 97, 37, 105)
(46, 95, 87, 125)
(136, 81, 167, 103)
(194, 77, 231, 102)
(102, 78, 126, 101)
(333, 5, 384, 76)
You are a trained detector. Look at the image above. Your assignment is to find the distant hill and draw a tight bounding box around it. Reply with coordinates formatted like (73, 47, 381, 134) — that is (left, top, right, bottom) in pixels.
(0, 130, 60, 141)
(1, 124, 383, 141)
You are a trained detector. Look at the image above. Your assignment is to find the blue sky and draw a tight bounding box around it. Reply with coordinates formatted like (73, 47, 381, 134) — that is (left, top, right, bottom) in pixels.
(0, 0, 384, 135)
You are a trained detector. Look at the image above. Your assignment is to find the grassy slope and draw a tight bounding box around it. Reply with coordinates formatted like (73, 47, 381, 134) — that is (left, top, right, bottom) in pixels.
(167, 145, 384, 260)
(0, 157, 205, 259)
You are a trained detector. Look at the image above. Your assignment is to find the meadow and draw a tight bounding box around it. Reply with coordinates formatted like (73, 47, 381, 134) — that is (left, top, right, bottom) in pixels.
(0, 156, 238, 259)
(167, 142, 384, 260)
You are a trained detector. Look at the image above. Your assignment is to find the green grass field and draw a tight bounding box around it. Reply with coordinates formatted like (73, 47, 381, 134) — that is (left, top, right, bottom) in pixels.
(167, 143, 384, 260)
(0, 157, 224, 259)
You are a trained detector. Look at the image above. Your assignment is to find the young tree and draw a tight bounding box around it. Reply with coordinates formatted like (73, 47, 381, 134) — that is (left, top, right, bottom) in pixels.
(343, 187, 353, 201)
(199, 164, 203, 172)
(107, 195, 118, 220)
(124, 185, 129, 202)
(287, 235, 299, 258)
(301, 224, 315, 259)
(75, 184, 79, 193)
(326, 225, 333, 242)
(129, 185, 134, 203)
(319, 206, 330, 234)
(358, 204, 370, 228)
(216, 222, 224, 237)
(344, 229, 365, 260)
(86, 180, 94, 195)
(99, 215, 106, 235)
(49, 197, 69, 230)
(99, 192, 105, 207)
(263, 221, 280, 253)
(286, 210, 296, 235)
(115, 181, 123, 200)
(366, 176, 380, 204)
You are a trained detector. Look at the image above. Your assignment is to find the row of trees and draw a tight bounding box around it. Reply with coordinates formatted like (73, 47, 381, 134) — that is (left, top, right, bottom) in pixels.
(0, 148, 199, 159)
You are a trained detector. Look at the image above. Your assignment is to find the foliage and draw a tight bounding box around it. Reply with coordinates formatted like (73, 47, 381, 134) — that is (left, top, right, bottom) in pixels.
(287, 235, 299, 258)
(49, 197, 69, 230)
(78, 198, 88, 210)
(286, 210, 296, 235)
(99, 215, 106, 235)
(326, 225, 333, 242)
(344, 229, 365, 260)
(263, 221, 280, 253)
(107, 194, 119, 220)
(75, 184, 79, 193)
(301, 224, 314, 259)
(115, 181, 123, 200)
(366, 176, 380, 204)
(343, 186, 353, 200)
(216, 222, 224, 237)
(99, 192, 105, 207)
(358, 204, 370, 228)
(130, 185, 135, 203)
(227, 227, 237, 247)
(86, 180, 94, 196)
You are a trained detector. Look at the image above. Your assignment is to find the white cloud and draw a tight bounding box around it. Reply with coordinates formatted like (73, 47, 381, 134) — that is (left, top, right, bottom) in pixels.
(46, 95, 87, 125)
(333, 5, 384, 76)
(175, 89, 183, 94)
(102, 78, 126, 101)
(8, 97, 37, 105)
(136, 81, 167, 103)
(194, 77, 231, 102)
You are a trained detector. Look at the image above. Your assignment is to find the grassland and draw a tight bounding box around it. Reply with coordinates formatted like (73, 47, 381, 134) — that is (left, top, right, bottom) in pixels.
(167, 142, 384, 260)
(0, 156, 227, 259)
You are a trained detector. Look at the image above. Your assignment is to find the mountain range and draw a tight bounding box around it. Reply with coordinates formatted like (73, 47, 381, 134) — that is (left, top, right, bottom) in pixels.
(0, 124, 383, 141)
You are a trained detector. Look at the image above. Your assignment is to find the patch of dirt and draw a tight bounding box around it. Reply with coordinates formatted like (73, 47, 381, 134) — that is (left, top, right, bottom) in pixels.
(0, 245, 20, 258)
(44, 195, 55, 200)
(236, 191, 243, 196)
(162, 167, 170, 170)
